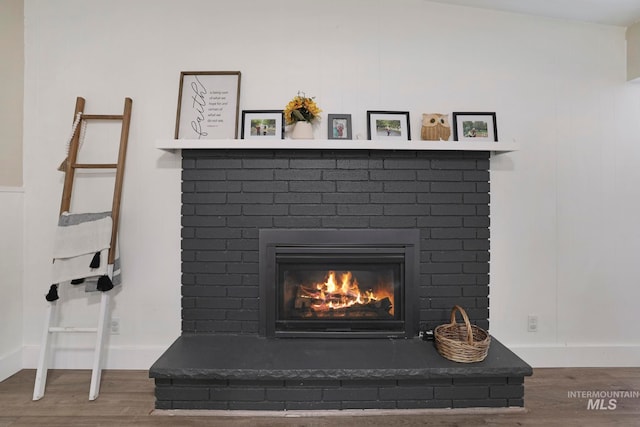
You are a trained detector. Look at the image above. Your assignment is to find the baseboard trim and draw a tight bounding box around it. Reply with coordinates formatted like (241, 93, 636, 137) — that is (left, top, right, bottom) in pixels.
(0, 347, 23, 382)
(21, 345, 167, 370)
(508, 344, 640, 367)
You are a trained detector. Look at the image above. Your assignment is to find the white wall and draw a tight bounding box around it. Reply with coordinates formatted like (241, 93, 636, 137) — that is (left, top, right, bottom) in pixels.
(628, 21, 640, 81)
(0, 189, 24, 381)
(19, 0, 640, 369)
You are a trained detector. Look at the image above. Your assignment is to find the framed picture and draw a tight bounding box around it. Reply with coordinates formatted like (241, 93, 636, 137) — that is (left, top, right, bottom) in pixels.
(327, 114, 352, 140)
(174, 71, 241, 139)
(452, 112, 498, 142)
(367, 111, 411, 140)
(241, 110, 284, 140)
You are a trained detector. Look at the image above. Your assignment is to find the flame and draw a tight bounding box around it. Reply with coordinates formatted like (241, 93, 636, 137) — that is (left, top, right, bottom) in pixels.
(297, 271, 394, 315)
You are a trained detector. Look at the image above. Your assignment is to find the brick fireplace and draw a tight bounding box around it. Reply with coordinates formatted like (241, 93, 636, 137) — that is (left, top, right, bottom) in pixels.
(149, 148, 531, 411)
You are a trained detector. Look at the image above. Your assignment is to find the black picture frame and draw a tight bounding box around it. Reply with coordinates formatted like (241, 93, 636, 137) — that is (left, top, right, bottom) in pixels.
(366, 111, 411, 140)
(241, 110, 284, 139)
(452, 112, 498, 142)
(327, 114, 353, 140)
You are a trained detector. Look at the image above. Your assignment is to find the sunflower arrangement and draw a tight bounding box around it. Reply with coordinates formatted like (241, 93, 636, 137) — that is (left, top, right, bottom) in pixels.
(284, 91, 322, 124)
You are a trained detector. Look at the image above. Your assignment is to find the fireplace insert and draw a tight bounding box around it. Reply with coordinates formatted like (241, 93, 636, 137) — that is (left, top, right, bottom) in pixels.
(259, 229, 419, 338)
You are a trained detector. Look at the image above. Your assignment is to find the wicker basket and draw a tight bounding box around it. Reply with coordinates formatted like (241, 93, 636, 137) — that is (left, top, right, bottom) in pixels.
(434, 305, 491, 363)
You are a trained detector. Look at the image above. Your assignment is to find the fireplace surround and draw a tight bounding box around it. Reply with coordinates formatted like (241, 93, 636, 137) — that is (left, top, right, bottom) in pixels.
(259, 228, 419, 338)
(149, 147, 532, 411)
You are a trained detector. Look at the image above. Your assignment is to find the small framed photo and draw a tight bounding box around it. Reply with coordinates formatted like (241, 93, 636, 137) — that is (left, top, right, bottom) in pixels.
(241, 110, 284, 140)
(452, 112, 498, 142)
(327, 114, 352, 140)
(367, 111, 411, 140)
(174, 71, 241, 139)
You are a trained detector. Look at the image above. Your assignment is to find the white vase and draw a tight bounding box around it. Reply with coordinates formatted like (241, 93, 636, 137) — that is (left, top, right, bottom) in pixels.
(291, 121, 314, 139)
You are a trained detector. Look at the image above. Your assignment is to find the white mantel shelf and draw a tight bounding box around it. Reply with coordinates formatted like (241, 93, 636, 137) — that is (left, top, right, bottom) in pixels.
(156, 139, 518, 153)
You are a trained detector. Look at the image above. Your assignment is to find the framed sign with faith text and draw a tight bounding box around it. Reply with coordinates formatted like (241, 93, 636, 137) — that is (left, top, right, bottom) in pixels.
(174, 71, 241, 139)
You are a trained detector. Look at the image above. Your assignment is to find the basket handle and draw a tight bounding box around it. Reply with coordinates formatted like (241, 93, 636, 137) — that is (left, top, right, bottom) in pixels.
(449, 305, 473, 345)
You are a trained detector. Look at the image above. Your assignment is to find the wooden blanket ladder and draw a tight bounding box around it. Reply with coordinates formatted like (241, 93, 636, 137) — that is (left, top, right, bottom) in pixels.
(33, 96, 132, 401)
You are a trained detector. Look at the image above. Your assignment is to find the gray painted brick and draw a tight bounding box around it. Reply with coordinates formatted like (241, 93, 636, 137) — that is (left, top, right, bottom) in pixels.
(490, 385, 524, 399)
(337, 181, 383, 192)
(289, 204, 336, 216)
(337, 205, 383, 216)
(431, 204, 477, 216)
(435, 386, 489, 400)
(274, 193, 322, 204)
(242, 158, 289, 169)
(266, 388, 323, 401)
(226, 169, 273, 181)
(370, 193, 416, 203)
(420, 286, 462, 297)
(183, 170, 226, 181)
(227, 193, 274, 204)
(383, 205, 429, 216)
(337, 159, 373, 169)
(322, 387, 379, 401)
(227, 310, 259, 321)
(242, 205, 288, 216)
(322, 217, 370, 228)
(195, 204, 241, 216)
(273, 216, 323, 228)
(379, 386, 434, 400)
(323, 193, 370, 204)
(369, 216, 417, 228)
(417, 170, 463, 181)
(463, 170, 490, 181)
(383, 159, 431, 170)
(155, 387, 209, 401)
(323, 170, 369, 181)
(274, 169, 322, 180)
(182, 193, 227, 204)
(242, 181, 288, 193)
(431, 182, 476, 193)
(196, 158, 242, 169)
(370, 170, 416, 181)
(195, 181, 241, 192)
(289, 181, 335, 192)
(431, 159, 477, 170)
(289, 159, 336, 168)
(384, 181, 428, 193)
(508, 398, 525, 407)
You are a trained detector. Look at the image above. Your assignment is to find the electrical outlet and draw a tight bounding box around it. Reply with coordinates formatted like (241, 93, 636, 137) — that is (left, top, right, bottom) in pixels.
(527, 315, 538, 332)
(111, 318, 120, 335)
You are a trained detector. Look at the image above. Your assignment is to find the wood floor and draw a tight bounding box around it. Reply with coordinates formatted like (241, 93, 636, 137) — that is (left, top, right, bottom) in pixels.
(1, 368, 639, 426)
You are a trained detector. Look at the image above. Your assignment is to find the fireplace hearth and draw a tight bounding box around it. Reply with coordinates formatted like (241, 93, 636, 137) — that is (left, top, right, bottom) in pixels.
(259, 229, 419, 338)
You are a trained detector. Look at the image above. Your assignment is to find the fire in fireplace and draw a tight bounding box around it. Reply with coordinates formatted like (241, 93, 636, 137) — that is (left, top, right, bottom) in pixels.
(259, 229, 419, 338)
(284, 269, 396, 319)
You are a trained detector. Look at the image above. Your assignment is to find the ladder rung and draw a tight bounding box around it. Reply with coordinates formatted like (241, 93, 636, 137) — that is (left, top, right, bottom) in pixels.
(72, 163, 118, 169)
(49, 326, 98, 333)
(81, 114, 124, 120)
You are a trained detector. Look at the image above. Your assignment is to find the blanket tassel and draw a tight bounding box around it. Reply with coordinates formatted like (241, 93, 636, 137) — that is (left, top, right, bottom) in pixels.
(45, 284, 59, 302)
(97, 275, 113, 292)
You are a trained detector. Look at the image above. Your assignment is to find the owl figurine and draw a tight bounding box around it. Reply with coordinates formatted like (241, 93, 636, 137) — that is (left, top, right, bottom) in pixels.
(421, 113, 451, 141)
